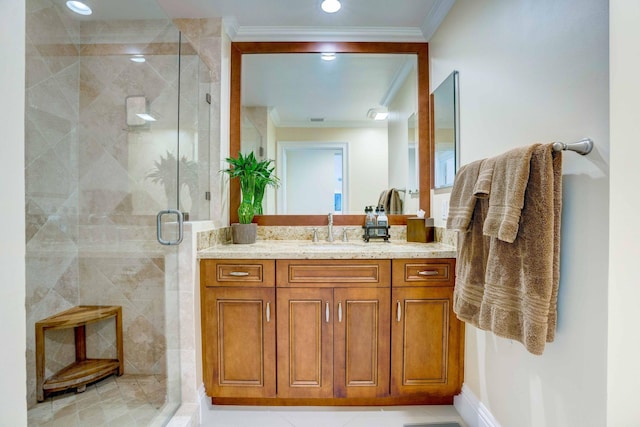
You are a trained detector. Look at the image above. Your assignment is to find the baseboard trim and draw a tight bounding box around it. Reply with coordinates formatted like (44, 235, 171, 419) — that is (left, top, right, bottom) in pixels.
(454, 384, 501, 427)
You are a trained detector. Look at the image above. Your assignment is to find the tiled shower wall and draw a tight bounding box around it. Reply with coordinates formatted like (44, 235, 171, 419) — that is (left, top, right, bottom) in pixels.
(26, 0, 82, 407)
(24, 1, 219, 407)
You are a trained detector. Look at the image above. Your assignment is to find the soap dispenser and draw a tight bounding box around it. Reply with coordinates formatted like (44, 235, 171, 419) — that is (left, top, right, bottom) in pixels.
(364, 206, 374, 226)
(376, 205, 388, 236)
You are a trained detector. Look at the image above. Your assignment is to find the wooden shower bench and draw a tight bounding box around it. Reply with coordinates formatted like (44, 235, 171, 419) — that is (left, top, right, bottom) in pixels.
(35, 305, 123, 401)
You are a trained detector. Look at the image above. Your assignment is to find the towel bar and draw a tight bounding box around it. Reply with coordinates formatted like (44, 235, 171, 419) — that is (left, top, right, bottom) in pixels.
(552, 138, 593, 155)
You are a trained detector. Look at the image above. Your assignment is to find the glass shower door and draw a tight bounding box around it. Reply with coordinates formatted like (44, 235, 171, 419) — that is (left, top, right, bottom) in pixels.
(25, 1, 212, 425)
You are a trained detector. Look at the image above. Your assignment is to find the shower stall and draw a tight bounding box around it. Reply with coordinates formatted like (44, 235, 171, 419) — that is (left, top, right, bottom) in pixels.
(25, 1, 211, 424)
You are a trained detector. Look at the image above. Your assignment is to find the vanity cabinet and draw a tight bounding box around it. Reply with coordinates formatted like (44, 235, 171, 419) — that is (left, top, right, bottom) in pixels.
(276, 260, 391, 400)
(200, 260, 276, 398)
(391, 259, 463, 398)
(200, 256, 461, 405)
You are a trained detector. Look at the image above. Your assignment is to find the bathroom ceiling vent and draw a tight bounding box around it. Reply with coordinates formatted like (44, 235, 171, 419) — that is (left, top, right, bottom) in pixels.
(309, 117, 325, 122)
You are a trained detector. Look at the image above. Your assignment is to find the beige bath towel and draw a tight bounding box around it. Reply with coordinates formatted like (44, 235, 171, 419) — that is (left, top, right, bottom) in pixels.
(473, 156, 496, 199)
(446, 159, 484, 232)
(482, 144, 540, 243)
(453, 143, 562, 355)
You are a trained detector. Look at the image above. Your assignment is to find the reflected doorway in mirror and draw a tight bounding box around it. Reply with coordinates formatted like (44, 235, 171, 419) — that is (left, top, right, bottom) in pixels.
(276, 142, 348, 215)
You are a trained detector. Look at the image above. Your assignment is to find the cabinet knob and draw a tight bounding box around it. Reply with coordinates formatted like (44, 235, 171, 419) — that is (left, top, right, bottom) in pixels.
(325, 301, 330, 323)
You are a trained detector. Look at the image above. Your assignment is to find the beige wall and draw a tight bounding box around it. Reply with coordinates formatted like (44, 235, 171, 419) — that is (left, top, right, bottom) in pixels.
(0, 0, 27, 424)
(430, 0, 609, 425)
(608, 1, 640, 425)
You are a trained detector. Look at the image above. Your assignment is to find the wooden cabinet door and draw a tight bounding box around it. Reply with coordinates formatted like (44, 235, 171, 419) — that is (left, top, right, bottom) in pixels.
(390, 286, 462, 397)
(277, 288, 334, 398)
(334, 287, 390, 398)
(203, 287, 276, 398)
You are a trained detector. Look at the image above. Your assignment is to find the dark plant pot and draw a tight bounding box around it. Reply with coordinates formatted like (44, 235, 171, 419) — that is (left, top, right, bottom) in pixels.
(231, 223, 257, 244)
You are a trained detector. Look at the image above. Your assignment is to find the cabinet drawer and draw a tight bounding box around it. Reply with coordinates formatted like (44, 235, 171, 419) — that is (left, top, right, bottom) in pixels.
(276, 259, 391, 288)
(201, 259, 275, 287)
(392, 259, 455, 287)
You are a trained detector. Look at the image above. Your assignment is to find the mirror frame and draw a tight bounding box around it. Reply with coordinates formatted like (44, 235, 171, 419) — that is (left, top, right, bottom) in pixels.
(230, 41, 431, 226)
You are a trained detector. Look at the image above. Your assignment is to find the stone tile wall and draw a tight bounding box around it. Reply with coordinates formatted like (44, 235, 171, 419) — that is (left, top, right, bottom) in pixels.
(24, 1, 221, 407)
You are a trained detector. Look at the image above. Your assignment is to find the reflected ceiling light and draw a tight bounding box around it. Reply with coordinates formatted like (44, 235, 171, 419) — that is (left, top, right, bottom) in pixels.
(321, 52, 336, 61)
(66, 1, 92, 16)
(321, 0, 341, 13)
(367, 108, 389, 121)
(135, 113, 157, 122)
(130, 55, 146, 63)
(126, 96, 156, 126)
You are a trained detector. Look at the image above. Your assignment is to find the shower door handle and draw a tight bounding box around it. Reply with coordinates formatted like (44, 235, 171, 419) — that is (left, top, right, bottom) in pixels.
(157, 209, 184, 245)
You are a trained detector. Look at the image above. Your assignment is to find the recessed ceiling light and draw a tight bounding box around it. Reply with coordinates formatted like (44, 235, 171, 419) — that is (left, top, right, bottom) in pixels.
(66, 1, 92, 16)
(321, 0, 341, 13)
(130, 55, 146, 63)
(367, 108, 389, 121)
(321, 53, 336, 61)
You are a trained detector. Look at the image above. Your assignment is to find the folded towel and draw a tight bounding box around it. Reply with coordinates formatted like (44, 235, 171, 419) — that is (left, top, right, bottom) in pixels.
(453, 143, 562, 355)
(473, 156, 495, 199)
(482, 144, 540, 243)
(446, 159, 484, 232)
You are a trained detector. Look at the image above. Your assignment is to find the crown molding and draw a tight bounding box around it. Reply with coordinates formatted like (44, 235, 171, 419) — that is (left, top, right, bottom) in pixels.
(380, 56, 416, 107)
(226, 25, 426, 42)
(421, 0, 456, 40)
(222, 16, 239, 40)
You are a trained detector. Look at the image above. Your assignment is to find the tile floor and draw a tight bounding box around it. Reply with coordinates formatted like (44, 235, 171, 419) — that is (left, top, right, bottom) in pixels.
(28, 374, 467, 427)
(27, 374, 168, 427)
(201, 404, 467, 427)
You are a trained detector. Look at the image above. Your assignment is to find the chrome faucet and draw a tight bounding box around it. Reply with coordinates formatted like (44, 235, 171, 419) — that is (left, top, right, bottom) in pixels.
(327, 213, 334, 242)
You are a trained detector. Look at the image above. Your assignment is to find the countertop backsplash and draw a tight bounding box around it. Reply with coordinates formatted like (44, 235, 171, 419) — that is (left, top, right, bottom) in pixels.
(197, 225, 455, 251)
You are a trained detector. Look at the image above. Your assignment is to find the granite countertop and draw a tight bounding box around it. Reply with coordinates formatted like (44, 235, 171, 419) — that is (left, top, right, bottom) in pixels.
(198, 239, 456, 260)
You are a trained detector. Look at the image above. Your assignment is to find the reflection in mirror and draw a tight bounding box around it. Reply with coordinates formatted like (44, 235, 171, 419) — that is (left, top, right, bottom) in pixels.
(432, 71, 459, 189)
(241, 109, 263, 159)
(241, 52, 417, 215)
(276, 142, 347, 214)
(230, 42, 431, 225)
(406, 113, 419, 212)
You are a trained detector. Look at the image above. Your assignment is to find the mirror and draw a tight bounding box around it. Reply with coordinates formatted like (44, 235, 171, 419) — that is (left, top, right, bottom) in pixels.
(405, 113, 419, 213)
(432, 71, 459, 189)
(230, 42, 431, 225)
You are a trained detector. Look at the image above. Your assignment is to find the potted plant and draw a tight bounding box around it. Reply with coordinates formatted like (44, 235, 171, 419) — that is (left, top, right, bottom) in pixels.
(221, 151, 279, 243)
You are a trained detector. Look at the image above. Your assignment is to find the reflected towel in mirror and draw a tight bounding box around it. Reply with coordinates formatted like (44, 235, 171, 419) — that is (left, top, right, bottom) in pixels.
(378, 188, 403, 214)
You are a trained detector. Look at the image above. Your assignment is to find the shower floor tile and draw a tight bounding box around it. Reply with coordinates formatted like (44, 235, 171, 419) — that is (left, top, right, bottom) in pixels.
(28, 374, 166, 427)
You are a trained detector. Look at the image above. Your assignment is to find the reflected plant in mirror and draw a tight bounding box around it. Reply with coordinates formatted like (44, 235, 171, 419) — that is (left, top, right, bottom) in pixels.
(432, 70, 460, 189)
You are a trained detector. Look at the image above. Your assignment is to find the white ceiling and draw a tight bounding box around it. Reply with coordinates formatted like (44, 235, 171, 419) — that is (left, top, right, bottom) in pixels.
(166, 0, 453, 127)
(62, 0, 455, 127)
(156, 0, 455, 41)
(243, 53, 417, 127)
